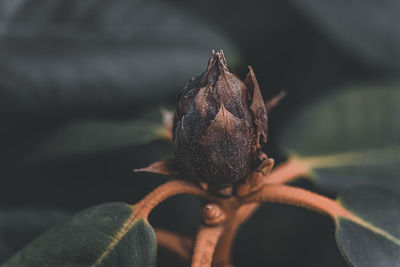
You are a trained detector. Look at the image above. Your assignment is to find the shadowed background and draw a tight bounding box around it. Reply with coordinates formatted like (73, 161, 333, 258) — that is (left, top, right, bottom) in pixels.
(1, 0, 399, 266)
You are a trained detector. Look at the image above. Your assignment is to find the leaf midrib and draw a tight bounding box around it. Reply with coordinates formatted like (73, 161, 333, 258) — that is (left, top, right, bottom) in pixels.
(91, 205, 140, 267)
(339, 213, 400, 247)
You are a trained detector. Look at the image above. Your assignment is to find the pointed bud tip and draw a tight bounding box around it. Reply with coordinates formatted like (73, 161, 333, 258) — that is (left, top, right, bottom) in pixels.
(202, 49, 229, 84)
(213, 49, 228, 71)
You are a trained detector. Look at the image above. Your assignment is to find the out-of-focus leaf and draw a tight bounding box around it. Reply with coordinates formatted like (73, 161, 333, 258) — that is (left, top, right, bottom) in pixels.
(290, 0, 400, 70)
(0, 0, 238, 119)
(279, 87, 400, 193)
(0, 209, 70, 263)
(3, 202, 156, 267)
(21, 111, 168, 163)
(335, 188, 400, 267)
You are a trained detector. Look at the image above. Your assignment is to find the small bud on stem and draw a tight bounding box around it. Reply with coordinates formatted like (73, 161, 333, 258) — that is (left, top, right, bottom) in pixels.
(201, 203, 227, 226)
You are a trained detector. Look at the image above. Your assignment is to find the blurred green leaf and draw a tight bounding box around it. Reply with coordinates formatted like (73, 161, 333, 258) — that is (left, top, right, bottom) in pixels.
(290, 0, 400, 70)
(279, 87, 400, 193)
(3, 203, 156, 267)
(0, 0, 238, 119)
(336, 188, 400, 267)
(21, 111, 168, 163)
(0, 209, 70, 263)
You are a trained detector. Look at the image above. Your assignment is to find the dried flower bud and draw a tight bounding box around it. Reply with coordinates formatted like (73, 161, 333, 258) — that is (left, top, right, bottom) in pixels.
(173, 50, 268, 187)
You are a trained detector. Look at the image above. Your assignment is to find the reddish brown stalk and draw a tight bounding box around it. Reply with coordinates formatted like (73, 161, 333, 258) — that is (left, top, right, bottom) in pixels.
(191, 225, 224, 267)
(155, 229, 193, 260)
(242, 184, 352, 221)
(213, 159, 312, 265)
(133, 180, 215, 219)
(235, 158, 312, 227)
(135, 159, 346, 267)
(212, 204, 257, 267)
(213, 183, 353, 266)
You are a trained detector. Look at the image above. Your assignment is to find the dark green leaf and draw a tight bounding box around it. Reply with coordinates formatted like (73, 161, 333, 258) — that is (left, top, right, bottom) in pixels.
(335, 188, 400, 267)
(21, 111, 167, 163)
(0, 0, 238, 119)
(290, 0, 400, 70)
(0, 209, 70, 263)
(3, 203, 156, 267)
(279, 87, 400, 193)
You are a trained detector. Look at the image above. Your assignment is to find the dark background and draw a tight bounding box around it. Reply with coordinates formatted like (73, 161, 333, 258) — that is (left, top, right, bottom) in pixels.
(0, 0, 399, 266)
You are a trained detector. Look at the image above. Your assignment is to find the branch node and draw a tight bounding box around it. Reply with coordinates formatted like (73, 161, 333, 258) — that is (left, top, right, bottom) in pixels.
(201, 203, 227, 226)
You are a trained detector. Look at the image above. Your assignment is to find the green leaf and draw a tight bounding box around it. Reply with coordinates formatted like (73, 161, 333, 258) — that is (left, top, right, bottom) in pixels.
(0, 0, 239, 167)
(335, 188, 400, 267)
(289, 0, 400, 70)
(0, 0, 239, 119)
(279, 86, 400, 193)
(21, 111, 166, 163)
(0, 209, 71, 263)
(2, 203, 157, 267)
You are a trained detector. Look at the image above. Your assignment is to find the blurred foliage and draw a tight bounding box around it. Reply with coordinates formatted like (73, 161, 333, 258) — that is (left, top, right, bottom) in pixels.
(289, 0, 400, 71)
(0, 209, 70, 263)
(0, 0, 399, 266)
(280, 87, 400, 193)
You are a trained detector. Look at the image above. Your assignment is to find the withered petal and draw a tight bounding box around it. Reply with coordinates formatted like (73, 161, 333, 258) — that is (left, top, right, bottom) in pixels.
(244, 65, 268, 144)
(195, 84, 212, 117)
(209, 103, 244, 134)
(215, 73, 248, 119)
(134, 159, 180, 177)
(264, 90, 287, 113)
(257, 157, 275, 176)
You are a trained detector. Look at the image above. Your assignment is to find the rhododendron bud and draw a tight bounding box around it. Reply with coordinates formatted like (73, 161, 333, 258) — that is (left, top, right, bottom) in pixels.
(173, 50, 268, 188)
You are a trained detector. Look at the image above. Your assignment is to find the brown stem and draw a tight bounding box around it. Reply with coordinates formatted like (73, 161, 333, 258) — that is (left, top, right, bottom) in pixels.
(134, 180, 215, 219)
(191, 225, 224, 267)
(211, 158, 313, 264)
(211, 184, 354, 266)
(242, 184, 352, 222)
(211, 202, 251, 267)
(234, 203, 260, 225)
(265, 157, 311, 185)
(155, 229, 193, 260)
(135, 160, 339, 267)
